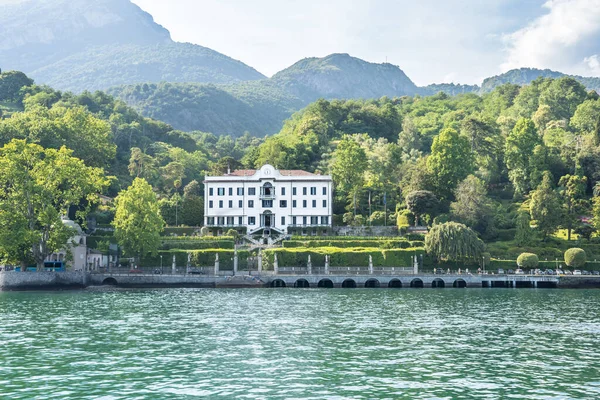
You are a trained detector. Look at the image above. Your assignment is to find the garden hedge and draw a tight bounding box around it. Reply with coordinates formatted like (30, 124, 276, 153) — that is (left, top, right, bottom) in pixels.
(141, 249, 252, 270)
(517, 253, 539, 268)
(564, 248, 586, 268)
(261, 247, 425, 270)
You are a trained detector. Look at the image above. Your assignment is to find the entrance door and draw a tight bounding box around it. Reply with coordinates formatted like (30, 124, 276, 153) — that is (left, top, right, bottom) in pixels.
(264, 214, 271, 227)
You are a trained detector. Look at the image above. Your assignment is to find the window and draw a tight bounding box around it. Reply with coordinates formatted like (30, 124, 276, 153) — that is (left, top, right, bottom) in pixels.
(281, 216, 286, 225)
(292, 216, 297, 225)
(218, 200, 223, 208)
(209, 188, 214, 196)
(227, 217, 234, 225)
(303, 200, 307, 208)
(281, 187, 286, 196)
(311, 216, 318, 225)
(237, 187, 244, 196)
(207, 217, 215, 225)
(249, 188, 256, 195)
(303, 216, 307, 225)
(280, 200, 287, 208)
(228, 200, 233, 208)
(249, 217, 256, 225)
(217, 217, 225, 225)
(262, 200, 273, 208)
(238, 216, 243, 225)
(218, 188, 225, 196)
(239, 200, 243, 208)
(321, 216, 329, 225)
(209, 200, 213, 208)
(303, 187, 307, 195)
(323, 187, 327, 195)
(248, 200, 254, 208)
(312, 200, 316, 208)
(292, 187, 297, 196)
(310, 187, 316, 195)
(323, 200, 327, 208)
(228, 188, 233, 196)
(292, 200, 297, 208)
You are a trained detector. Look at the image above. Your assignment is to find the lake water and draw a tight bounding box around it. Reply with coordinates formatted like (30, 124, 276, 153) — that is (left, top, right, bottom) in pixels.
(1, 288, 599, 399)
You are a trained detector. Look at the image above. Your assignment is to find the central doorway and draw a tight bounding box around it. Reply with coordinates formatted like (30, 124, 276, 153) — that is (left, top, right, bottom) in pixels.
(261, 211, 273, 228)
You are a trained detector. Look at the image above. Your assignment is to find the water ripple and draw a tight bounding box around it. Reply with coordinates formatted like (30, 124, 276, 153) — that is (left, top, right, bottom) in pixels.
(1, 288, 600, 399)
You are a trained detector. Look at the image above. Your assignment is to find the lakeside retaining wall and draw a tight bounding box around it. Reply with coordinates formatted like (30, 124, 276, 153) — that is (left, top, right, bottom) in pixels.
(0, 271, 89, 290)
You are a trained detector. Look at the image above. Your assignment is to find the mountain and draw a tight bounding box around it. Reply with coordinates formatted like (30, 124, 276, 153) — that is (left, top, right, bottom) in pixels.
(110, 54, 421, 136)
(0, 0, 265, 91)
(481, 68, 600, 93)
(109, 80, 303, 135)
(271, 53, 420, 102)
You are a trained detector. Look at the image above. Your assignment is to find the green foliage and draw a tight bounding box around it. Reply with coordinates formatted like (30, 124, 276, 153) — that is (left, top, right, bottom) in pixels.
(514, 212, 534, 246)
(262, 247, 425, 270)
(517, 252, 539, 268)
(451, 175, 494, 234)
(564, 248, 586, 268)
(0, 140, 109, 268)
(113, 178, 165, 264)
(282, 239, 413, 249)
(0, 71, 33, 102)
(530, 172, 563, 239)
(425, 222, 485, 262)
(160, 239, 234, 250)
(427, 128, 474, 199)
(505, 118, 540, 195)
(405, 191, 439, 226)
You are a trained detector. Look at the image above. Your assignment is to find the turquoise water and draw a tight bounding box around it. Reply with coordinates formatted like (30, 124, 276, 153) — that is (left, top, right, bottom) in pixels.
(1, 288, 599, 399)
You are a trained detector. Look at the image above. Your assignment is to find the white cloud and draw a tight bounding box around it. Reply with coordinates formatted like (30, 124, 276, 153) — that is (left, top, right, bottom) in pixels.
(501, 0, 600, 75)
(585, 54, 600, 73)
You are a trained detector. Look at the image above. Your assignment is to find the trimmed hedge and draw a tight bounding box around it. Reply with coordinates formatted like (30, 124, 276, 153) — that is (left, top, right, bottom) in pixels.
(282, 239, 413, 249)
(261, 247, 425, 270)
(141, 249, 251, 270)
(163, 227, 200, 236)
(290, 236, 403, 241)
(517, 253, 539, 268)
(564, 248, 586, 268)
(160, 240, 235, 250)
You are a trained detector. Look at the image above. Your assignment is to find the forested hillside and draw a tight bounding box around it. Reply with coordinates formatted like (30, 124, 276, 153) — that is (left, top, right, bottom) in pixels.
(110, 54, 421, 136)
(0, 0, 265, 92)
(481, 68, 600, 93)
(3, 69, 600, 265)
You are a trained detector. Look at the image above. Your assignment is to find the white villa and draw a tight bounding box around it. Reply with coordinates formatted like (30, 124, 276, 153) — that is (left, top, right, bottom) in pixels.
(204, 164, 333, 235)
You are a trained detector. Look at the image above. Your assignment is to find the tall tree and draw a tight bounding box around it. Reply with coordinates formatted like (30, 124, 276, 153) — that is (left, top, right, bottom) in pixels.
(505, 118, 540, 195)
(405, 191, 439, 226)
(529, 171, 562, 240)
(0, 140, 108, 269)
(558, 174, 587, 241)
(331, 135, 368, 213)
(450, 175, 493, 234)
(113, 178, 165, 265)
(426, 128, 474, 200)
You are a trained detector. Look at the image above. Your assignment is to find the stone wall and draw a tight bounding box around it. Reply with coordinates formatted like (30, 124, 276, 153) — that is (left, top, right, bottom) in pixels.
(0, 271, 89, 290)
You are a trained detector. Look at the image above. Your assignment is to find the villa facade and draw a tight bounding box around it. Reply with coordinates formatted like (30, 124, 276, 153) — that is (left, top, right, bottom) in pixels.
(203, 164, 333, 235)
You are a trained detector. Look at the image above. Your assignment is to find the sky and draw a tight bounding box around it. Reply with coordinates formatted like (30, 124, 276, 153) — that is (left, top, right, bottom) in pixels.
(131, 0, 600, 86)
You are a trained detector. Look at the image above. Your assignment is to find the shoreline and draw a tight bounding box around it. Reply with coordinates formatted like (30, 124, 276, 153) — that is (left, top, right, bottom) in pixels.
(3, 271, 600, 291)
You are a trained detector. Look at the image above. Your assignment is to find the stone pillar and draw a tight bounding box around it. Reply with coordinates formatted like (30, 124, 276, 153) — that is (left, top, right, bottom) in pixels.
(214, 253, 220, 275)
(413, 255, 419, 275)
(307, 255, 312, 275)
(369, 255, 374, 275)
(233, 249, 238, 276)
(274, 253, 279, 275)
(324, 255, 330, 275)
(172, 254, 176, 274)
(533, 280, 538, 288)
(257, 251, 262, 274)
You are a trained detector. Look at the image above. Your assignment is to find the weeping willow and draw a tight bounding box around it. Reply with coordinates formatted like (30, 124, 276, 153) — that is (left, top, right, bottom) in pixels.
(425, 222, 485, 262)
